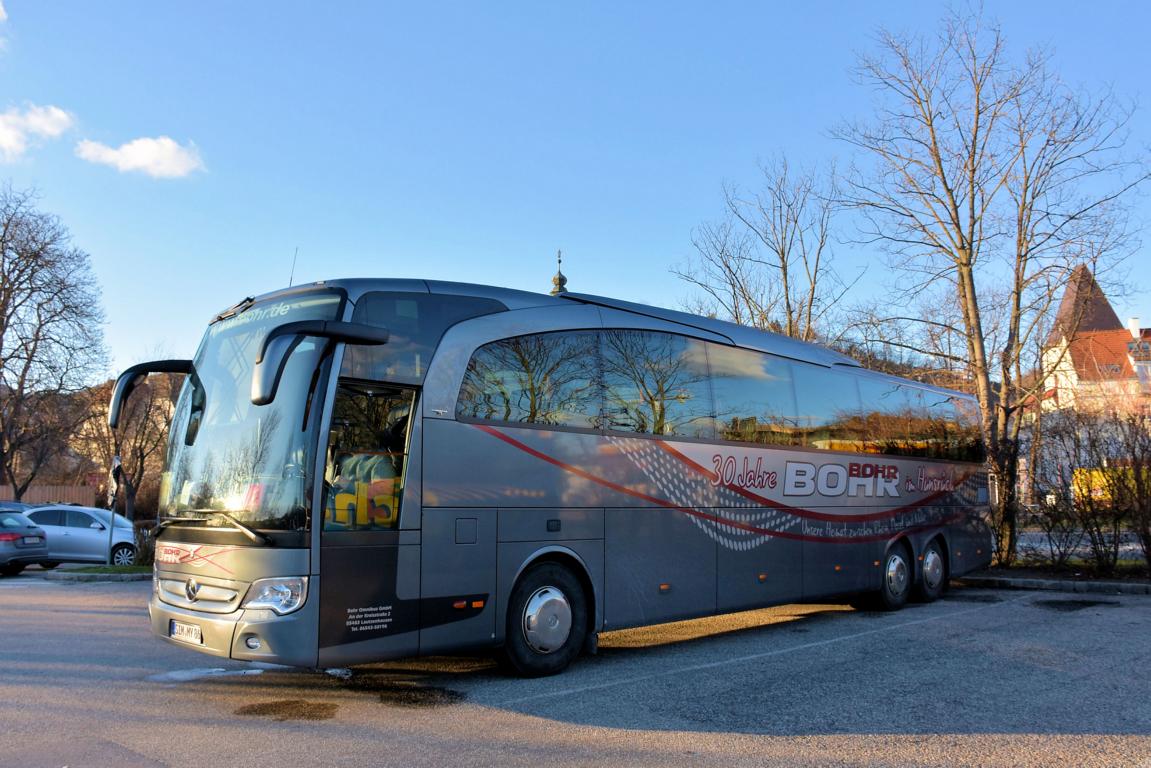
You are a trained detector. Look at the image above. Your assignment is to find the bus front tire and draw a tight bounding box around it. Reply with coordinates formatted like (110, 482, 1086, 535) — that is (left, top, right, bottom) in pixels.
(876, 542, 913, 610)
(913, 539, 947, 603)
(853, 542, 913, 612)
(501, 562, 587, 678)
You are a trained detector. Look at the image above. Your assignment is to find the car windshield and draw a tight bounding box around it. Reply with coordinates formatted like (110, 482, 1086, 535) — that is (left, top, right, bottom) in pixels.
(159, 292, 343, 532)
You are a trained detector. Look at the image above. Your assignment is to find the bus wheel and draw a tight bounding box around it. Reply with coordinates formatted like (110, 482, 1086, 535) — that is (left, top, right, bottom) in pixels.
(876, 542, 912, 611)
(502, 562, 587, 677)
(914, 539, 947, 603)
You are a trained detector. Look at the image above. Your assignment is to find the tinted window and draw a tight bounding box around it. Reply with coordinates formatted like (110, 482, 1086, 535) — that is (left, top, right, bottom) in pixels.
(601, 331, 714, 438)
(854, 380, 986, 461)
(951, 395, 986, 462)
(0, 512, 31, 528)
(87, 509, 134, 529)
(458, 332, 600, 428)
(67, 510, 97, 528)
(856, 378, 918, 455)
(29, 509, 63, 526)
(709, 345, 799, 445)
(792, 364, 862, 450)
(343, 292, 505, 383)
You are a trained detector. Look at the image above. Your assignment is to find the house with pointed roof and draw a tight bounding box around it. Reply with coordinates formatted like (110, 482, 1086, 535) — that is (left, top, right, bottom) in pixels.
(1041, 266, 1151, 413)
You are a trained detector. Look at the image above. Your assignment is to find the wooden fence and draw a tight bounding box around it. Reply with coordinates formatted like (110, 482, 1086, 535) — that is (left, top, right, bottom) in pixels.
(0, 485, 97, 506)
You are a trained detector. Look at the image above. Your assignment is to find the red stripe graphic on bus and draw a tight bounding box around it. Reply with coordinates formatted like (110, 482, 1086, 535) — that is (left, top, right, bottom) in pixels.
(473, 424, 961, 545)
(154, 543, 239, 575)
(654, 441, 970, 524)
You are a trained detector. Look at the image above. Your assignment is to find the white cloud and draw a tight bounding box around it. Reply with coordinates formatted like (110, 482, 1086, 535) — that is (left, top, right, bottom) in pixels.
(75, 136, 204, 178)
(0, 2, 8, 23)
(0, 104, 74, 161)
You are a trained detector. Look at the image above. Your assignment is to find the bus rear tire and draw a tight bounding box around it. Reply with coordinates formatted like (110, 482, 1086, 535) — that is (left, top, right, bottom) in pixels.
(913, 538, 947, 603)
(501, 562, 587, 678)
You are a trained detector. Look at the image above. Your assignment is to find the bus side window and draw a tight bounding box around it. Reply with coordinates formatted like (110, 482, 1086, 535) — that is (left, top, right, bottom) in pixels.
(793, 364, 862, 451)
(456, 331, 600, 429)
(709, 345, 799, 445)
(600, 330, 714, 439)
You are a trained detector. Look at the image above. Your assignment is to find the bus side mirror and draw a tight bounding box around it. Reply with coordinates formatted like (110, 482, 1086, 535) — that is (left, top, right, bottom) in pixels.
(109, 359, 194, 429)
(252, 320, 389, 406)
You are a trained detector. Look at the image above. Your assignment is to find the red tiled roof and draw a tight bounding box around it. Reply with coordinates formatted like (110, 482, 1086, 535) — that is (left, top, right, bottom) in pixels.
(1067, 329, 1139, 381)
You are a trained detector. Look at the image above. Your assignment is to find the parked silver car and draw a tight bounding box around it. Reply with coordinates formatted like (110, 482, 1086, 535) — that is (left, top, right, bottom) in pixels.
(0, 510, 49, 576)
(25, 506, 136, 566)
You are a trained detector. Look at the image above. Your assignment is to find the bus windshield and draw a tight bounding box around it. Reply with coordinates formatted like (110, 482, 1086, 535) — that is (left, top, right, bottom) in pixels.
(158, 292, 343, 532)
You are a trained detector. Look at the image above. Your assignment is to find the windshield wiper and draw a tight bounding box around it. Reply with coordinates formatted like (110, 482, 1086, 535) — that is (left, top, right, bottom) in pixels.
(209, 512, 275, 546)
(154, 515, 211, 535)
(156, 512, 274, 546)
(213, 296, 255, 323)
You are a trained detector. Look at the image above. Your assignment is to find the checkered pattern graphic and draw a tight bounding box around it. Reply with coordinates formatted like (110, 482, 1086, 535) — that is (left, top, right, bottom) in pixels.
(606, 436, 800, 551)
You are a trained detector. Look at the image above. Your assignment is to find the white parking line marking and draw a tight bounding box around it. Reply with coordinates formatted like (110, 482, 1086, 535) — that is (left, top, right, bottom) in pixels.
(495, 594, 1035, 707)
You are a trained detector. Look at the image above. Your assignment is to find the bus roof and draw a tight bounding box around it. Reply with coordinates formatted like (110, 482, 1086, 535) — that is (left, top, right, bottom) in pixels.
(560, 291, 860, 369)
(238, 277, 972, 382)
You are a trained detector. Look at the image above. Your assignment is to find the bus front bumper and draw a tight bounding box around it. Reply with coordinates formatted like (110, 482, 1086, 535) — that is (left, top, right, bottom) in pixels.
(149, 592, 319, 668)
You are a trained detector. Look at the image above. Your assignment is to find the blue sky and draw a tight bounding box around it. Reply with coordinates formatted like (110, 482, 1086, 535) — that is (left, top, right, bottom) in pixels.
(1, 1, 1149, 373)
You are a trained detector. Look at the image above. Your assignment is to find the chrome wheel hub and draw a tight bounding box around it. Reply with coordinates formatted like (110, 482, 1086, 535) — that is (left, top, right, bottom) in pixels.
(522, 585, 571, 654)
(886, 553, 909, 596)
(923, 548, 944, 591)
(113, 548, 133, 566)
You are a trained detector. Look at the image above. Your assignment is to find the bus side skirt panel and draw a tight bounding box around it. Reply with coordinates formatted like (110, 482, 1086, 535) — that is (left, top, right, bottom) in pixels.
(418, 507, 498, 655)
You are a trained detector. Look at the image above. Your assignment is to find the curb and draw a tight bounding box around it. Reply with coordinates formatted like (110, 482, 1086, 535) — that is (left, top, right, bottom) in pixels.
(40, 572, 151, 583)
(958, 575, 1151, 596)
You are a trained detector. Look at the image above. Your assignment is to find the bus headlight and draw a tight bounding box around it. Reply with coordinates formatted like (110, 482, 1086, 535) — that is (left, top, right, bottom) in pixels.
(242, 576, 308, 615)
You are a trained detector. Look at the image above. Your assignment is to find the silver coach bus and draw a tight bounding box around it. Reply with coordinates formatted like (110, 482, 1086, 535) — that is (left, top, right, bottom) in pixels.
(110, 279, 991, 676)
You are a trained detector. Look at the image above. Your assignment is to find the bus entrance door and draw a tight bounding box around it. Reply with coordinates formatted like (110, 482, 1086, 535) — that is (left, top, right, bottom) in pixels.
(316, 382, 421, 666)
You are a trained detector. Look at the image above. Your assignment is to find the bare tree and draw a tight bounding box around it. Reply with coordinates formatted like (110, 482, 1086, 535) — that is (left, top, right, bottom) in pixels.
(1109, 410, 1151, 571)
(77, 375, 176, 520)
(1036, 407, 1150, 575)
(676, 158, 851, 342)
(0, 186, 106, 499)
(836, 12, 1147, 563)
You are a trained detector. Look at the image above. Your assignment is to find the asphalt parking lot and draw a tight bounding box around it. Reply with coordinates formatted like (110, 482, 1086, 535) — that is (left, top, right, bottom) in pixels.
(1, 574, 1149, 768)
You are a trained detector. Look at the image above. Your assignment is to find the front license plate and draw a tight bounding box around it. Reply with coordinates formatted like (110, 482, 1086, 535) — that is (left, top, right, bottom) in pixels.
(170, 620, 203, 644)
(22, 536, 42, 544)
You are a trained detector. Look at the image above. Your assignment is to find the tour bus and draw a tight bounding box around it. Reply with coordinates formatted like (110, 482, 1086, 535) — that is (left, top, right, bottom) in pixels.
(110, 279, 992, 676)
